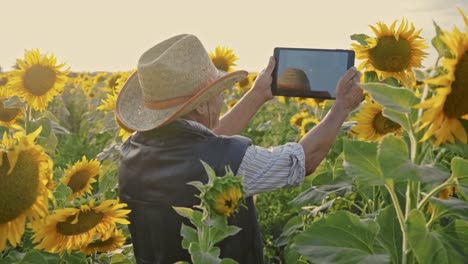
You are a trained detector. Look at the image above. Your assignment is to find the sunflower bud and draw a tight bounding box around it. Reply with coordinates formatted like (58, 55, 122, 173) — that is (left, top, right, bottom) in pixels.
(202, 172, 243, 217)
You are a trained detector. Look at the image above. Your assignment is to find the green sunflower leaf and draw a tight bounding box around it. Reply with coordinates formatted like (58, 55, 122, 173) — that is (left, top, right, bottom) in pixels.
(200, 160, 217, 182)
(452, 157, 468, 199)
(375, 206, 403, 264)
(429, 197, 468, 221)
(181, 224, 198, 249)
(343, 139, 384, 185)
(432, 20, 453, 59)
(381, 108, 412, 131)
(407, 210, 468, 264)
(377, 135, 419, 182)
(351, 34, 371, 46)
(293, 211, 390, 264)
(362, 83, 419, 113)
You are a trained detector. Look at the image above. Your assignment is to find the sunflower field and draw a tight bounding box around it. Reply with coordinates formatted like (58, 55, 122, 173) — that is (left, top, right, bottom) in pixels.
(1, 7, 468, 264)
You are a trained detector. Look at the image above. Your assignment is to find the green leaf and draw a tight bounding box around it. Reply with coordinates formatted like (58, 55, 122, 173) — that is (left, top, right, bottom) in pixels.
(343, 139, 384, 185)
(290, 183, 351, 206)
(181, 223, 198, 249)
(293, 211, 390, 264)
(414, 164, 450, 184)
(407, 210, 467, 264)
(438, 220, 468, 259)
(350, 34, 371, 46)
(382, 108, 412, 132)
(284, 242, 309, 264)
(53, 182, 73, 203)
(451, 157, 468, 199)
(18, 250, 47, 264)
(432, 20, 452, 59)
(210, 225, 242, 245)
(111, 253, 133, 264)
(200, 160, 217, 182)
(274, 216, 304, 247)
(60, 252, 88, 264)
(429, 197, 468, 221)
(362, 83, 419, 113)
(377, 135, 419, 182)
(281, 215, 304, 237)
(189, 242, 222, 264)
(188, 181, 205, 191)
(363, 71, 379, 83)
(376, 206, 402, 264)
(173, 207, 203, 228)
(219, 259, 238, 264)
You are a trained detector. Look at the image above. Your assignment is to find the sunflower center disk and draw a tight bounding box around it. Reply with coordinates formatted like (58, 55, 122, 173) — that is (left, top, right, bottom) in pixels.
(369, 36, 412, 72)
(212, 58, 229, 72)
(56, 211, 104, 236)
(23, 65, 57, 96)
(443, 51, 468, 118)
(0, 152, 39, 223)
(372, 112, 401, 134)
(67, 170, 92, 193)
(0, 101, 21, 122)
(224, 199, 233, 208)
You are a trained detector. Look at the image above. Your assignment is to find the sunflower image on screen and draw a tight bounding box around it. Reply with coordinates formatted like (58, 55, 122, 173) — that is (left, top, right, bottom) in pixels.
(277, 67, 311, 94)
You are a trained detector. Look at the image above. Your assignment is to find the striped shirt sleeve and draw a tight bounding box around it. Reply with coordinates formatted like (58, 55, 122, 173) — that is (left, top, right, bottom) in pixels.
(237, 142, 306, 197)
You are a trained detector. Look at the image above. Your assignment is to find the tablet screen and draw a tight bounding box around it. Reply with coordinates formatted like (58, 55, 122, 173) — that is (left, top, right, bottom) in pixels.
(273, 48, 354, 99)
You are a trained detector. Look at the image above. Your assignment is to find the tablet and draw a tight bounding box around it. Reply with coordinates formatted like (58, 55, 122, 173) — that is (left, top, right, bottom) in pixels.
(272, 47, 355, 99)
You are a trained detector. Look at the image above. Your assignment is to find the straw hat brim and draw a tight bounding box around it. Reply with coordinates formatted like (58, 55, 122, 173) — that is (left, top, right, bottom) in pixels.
(115, 70, 248, 132)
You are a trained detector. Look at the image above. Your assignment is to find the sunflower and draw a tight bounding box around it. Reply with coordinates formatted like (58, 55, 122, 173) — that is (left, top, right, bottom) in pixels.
(61, 156, 101, 200)
(209, 46, 238, 72)
(99, 71, 134, 111)
(30, 198, 130, 253)
(97, 92, 117, 112)
(212, 186, 242, 217)
(0, 72, 12, 96)
(350, 99, 402, 142)
(202, 173, 243, 217)
(415, 8, 468, 146)
(290, 111, 309, 127)
(226, 98, 239, 109)
(0, 99, 23, 129)
(9, 49, 69, 111)
(0, 128, 52, 251)
(103, 71, 133, 94)
(300, 117, 320, 137)
(291, 97, 318, 108)
(236, 72, 258, 94)
(352, 19, 428, 86)
(80, 228, 126, 255)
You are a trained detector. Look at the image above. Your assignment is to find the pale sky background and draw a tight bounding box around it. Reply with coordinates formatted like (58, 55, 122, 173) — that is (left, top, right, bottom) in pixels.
(1, 0, 467, 72)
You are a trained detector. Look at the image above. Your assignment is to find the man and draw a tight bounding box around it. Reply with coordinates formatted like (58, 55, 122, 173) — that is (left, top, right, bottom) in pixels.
(116, 34, 362, 264)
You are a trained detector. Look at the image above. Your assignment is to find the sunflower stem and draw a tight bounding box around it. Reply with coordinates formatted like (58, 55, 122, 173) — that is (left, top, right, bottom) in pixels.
(385, 180, 407, 264)
(417, 177, 455, 210)
(24, 105, 30, 132)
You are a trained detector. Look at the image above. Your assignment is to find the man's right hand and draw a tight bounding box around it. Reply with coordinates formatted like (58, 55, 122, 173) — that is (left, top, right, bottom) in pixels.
(334, 67, 363, 114)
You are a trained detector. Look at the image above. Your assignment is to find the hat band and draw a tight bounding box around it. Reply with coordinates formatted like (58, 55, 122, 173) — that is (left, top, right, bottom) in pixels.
(143, 72, 218, 110)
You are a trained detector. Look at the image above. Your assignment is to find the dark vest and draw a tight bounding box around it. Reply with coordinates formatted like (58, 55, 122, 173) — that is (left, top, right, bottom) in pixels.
(118, 119, 263, 264)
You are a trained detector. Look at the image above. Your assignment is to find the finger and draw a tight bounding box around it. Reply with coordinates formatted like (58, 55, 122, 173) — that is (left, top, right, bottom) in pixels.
(341, 67, 358, 83)
(353, 71, 362, 83)
(264, 56, 276, 74)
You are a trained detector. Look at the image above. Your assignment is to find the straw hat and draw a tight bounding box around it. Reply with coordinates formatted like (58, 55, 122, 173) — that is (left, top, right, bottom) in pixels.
(115, 34, 248, 131)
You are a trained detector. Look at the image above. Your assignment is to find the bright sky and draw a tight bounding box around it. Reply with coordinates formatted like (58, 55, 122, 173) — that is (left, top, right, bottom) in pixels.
(1, 0, 467, 72)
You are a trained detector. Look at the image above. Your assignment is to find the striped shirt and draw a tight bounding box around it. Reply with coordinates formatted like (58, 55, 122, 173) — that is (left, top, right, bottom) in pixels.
(239, 143, 306, 197)
(185, 119, 306, 197)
